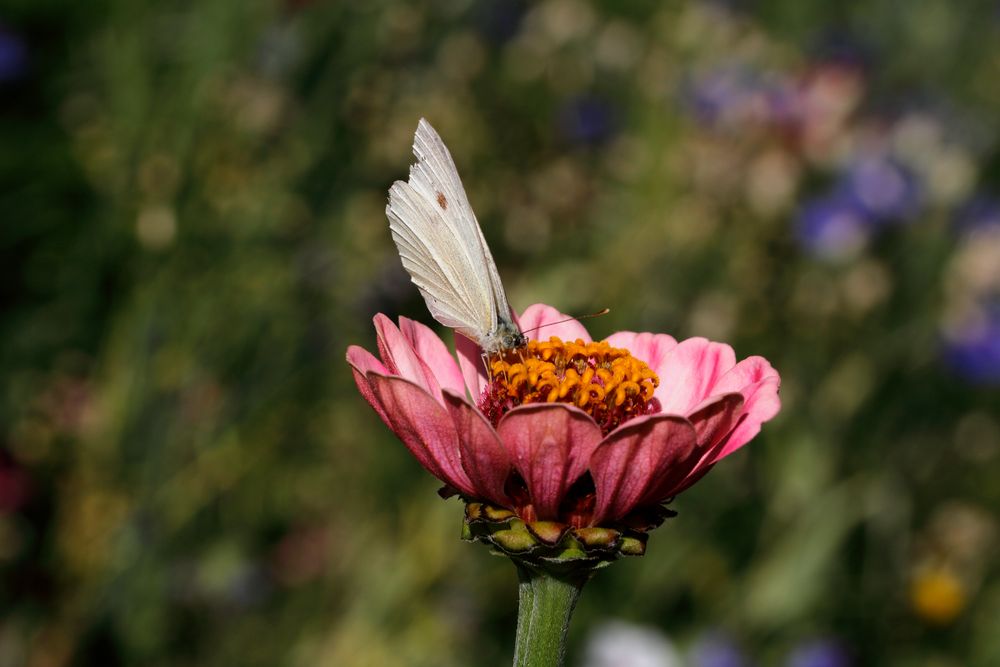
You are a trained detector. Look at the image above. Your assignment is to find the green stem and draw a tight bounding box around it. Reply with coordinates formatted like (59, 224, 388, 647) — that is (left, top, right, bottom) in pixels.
(512, 564, 586, 667)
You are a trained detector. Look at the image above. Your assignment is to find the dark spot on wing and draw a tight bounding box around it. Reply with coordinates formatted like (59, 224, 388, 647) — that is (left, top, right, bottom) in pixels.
(436, 192, 448, 210)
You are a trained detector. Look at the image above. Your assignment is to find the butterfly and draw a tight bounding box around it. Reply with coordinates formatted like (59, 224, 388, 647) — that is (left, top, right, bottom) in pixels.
(386, 118, 527, 356)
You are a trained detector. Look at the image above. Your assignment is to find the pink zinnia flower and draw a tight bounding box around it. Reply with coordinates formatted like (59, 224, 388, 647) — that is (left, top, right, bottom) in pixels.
(347, 304, 780, 538)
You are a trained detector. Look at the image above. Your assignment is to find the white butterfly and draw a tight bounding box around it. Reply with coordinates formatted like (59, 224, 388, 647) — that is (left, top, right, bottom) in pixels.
(386, 118, 527, 356)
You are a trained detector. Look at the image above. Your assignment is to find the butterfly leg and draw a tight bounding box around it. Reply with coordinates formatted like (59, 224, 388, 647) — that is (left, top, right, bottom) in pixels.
(481, 351, 493, 382)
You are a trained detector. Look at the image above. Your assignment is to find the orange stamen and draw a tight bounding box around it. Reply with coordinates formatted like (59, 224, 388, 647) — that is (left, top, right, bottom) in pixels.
(479, 337, 661, 436)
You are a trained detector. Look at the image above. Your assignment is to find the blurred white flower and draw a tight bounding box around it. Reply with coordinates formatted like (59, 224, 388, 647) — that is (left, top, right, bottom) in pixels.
(580, 620, 682, 667)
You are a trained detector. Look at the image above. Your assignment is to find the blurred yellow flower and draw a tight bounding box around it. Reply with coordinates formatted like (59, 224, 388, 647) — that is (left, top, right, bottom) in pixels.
(910, 567, 966, 625)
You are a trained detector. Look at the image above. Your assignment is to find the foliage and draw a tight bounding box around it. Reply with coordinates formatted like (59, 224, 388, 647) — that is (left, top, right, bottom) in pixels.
(2, 1, 999, 665)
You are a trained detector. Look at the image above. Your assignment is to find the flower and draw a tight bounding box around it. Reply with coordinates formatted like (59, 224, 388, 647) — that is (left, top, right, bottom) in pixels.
(786, 638, 851, 667)
(842, 155, 922, 222)
(796, 193, 871, 259)
(942, 304, 1000, 384)
(581, 620, 682, 667)
(689, 631, 748, 667)
(954, 195, 1000, 236)
(682, 63, 794, 131)
(346, 304, 780, 560)
(0, 25, 27, 84)
(910, 566, 966, 625)
(559, 94, 617, 146)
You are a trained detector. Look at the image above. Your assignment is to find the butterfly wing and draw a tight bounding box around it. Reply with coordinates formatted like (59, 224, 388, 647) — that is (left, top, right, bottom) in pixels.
(386, 118, 513, 344)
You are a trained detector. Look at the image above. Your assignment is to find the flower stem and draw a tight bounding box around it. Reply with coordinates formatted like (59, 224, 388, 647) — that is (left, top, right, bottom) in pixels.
(512, 563, 586, 667)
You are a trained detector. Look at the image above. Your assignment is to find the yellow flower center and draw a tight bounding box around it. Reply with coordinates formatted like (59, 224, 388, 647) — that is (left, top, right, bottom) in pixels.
(479, 337, 660, 434)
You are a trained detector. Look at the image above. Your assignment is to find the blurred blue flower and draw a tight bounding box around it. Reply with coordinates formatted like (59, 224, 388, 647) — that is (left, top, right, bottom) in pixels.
(796, 193, 872, 258)
(682, 64, 795, 128)
(767, 80, 802, 126)
(559, 94, 616, 146)
(842, 155, 922, 222)
(786, 638, 851, 667)
(690, 631, 749, 667)
(944, 306, 1000, 384)
(0, 25, 28, 83)
(683, 65, 752, 125)
(955, 196, 1000, 234)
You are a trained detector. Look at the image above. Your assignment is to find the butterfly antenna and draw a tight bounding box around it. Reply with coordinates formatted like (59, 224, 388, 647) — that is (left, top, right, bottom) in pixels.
(521, 308, 611, 336)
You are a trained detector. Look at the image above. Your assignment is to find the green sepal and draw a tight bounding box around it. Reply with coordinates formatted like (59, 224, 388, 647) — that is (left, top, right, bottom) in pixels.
(574, 527, 621, 550)
(484, 505, 517, 522)
(461, 500, 675, 576)
(526, 521, 570, 545)
(619, 534, 647, 556)
(492, 527, 538, 553)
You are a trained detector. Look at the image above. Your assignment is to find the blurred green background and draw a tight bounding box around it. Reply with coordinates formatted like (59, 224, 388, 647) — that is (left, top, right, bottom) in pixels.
(3, 1, 1000, 665)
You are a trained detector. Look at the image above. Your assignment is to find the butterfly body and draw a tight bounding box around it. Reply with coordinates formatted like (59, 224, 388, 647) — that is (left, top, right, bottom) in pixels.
(480, 318, 528, 356)
(386, 119, 526, 356)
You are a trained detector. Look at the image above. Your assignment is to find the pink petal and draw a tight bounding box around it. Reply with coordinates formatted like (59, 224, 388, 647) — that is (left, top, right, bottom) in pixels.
(442, 391, 512, 506)
(367, 374, 476, 497)
(397, 316, 467, 397)
(455, 332, 490, 400)
(664, 360, 781, 497)
(347, 344, 388, 376)
(374, 314, 443, 402)
(689, 392, 746, 451)
(517, 303, 592, 343)
(707, 355, 781, 402)
(589, 415, 697, 525)
(604, 331, 678, 378)
(648, 393, 745, 500)
(656, 337, 737, 415)
(705, 357, 781, 462)
(496, 404, 604, 521)
(346, 345, 390, 422)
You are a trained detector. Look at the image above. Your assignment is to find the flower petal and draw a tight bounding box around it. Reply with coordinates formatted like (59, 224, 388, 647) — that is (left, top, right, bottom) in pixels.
(397, 316, 467, 397)
(455, 332, 489, 400)
(496, 404, 604, 520)
(347, 344, 388, 376)
(589, 415, 697, 524)
(604, 331, 678, 379)
(656, 337, 737, 415)
(374, 314, 443, 402)
(518, 303, 592, 343)
(367, 374, 476, 496)
(705, 356, 781, 462)
(649, 392, 745, 500)
(442, 391, 512, 506)
(689, 392, 746, 451)
(346, 345, 390, 421)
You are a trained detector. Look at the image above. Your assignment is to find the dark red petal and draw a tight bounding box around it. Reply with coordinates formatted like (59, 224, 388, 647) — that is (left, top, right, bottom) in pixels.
(346, 345, 390, 422)
(496, 403, 603, 521)
(368, 374, 476, 496)
(705, 357, 781, 462)
(590, 414, 697, 525)
(644, 392, 744, 501)
(442, 390, 512, 507)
